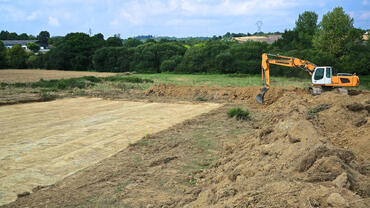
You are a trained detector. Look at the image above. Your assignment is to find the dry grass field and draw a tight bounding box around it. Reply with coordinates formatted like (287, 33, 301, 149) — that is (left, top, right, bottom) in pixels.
(0, 69, 115, 83)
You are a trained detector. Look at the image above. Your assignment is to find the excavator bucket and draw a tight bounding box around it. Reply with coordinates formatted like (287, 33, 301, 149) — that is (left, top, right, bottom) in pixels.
(256, 87, 269, 104)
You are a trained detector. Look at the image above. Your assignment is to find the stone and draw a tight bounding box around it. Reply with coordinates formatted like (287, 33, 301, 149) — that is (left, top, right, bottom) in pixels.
(326, 193, 348, 207)
(332, 172, 350, 189)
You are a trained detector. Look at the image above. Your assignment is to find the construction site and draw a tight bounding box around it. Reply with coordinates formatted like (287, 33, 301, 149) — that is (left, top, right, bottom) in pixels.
(1, 0, 370, 206)
(0, 69, 368, 208)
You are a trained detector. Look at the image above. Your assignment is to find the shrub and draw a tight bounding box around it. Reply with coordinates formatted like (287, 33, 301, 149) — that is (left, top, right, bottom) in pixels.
(0, 41, 6, 68)
(195, 96, 208, 102)
(6, 44, 27, 68)
(160, 59, 176, 72)
(102, 76, 153, 83)
(31, 78, 90, 90)
(308, 104, 331, 119)
(227, 107, 251, 120)
(82, 76, 102, 83)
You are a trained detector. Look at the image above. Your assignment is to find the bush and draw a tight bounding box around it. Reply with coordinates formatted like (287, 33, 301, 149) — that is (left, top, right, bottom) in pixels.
(6, 44, 27, 68)
(82, 76, 102, 83)
(93, 47, 132, 72)
(0, 41, 6, 68)
(227, 107, 251, 120)
(27, 42, 40, 53)
(26, 55, 40, 68)
(308, 104, 331, 119)
(31, 78, 91, 90)
(44, 32, 105, 71)
(160, 59, 176, 72)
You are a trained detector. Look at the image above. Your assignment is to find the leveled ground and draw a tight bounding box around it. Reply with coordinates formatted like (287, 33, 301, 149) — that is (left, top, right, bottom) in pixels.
(0, 98, 220, 206)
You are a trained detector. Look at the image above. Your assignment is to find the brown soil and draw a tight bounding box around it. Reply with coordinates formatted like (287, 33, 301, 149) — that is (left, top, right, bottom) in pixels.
(0, 69, 115, 83)
(2, 84, 370, 208)
(234, 35, 282, 44)
(146, 83, 308, 105)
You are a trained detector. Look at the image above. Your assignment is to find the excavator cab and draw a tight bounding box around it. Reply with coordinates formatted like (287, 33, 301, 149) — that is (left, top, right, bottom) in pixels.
(312, 67, 332, 85)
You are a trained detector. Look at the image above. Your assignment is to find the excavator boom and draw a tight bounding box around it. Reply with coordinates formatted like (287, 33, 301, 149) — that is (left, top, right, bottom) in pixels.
(257, 53, 316, 103)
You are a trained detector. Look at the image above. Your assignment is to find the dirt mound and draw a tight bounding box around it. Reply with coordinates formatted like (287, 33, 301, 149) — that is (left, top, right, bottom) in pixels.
(146, 84, 308, 104)
(178, 89, 370, 207)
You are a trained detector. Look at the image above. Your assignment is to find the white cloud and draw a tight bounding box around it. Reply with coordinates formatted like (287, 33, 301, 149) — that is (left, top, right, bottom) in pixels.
(48, 16, 60, 27)
(108, 0, 296, 27)
(26, 11, 40, 20)
(359, 11, 370, 20)
(0, 5, 26, 21)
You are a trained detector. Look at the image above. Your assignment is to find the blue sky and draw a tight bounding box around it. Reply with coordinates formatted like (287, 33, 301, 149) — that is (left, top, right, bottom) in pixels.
(0, 0, 369, 38)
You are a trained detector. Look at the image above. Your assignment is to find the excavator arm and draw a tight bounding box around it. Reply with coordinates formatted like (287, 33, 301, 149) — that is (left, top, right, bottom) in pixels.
(256, 53, 317, 103)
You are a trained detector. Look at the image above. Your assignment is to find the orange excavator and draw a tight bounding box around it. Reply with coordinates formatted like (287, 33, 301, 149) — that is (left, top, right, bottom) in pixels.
(256, 53, 360, 104)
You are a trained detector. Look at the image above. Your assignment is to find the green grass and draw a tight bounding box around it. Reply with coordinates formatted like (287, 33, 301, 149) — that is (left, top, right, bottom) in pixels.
(2, 73, 368, 98)
(133, 73, 311, 88)
(359, 75, 370, 90)
(133, 73, 370, 90)
(227, 107, 251, 121)
(308, 104, 331, 119)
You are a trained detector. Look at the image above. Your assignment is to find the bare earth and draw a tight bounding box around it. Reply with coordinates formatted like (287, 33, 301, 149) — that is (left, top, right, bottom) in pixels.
(0, 69, 116, 83)
(0, 98, 221, 206)
(234, 35, 282, 44)
(0, 74, 369, 208)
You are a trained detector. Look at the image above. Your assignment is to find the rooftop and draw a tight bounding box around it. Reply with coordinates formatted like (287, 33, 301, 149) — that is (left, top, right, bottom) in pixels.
(1, 40, 39, 46)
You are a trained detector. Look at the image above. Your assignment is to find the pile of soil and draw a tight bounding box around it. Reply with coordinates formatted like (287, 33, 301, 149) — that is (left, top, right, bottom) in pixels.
(146, 84, 308, 104)
(175, 88, 370, 207)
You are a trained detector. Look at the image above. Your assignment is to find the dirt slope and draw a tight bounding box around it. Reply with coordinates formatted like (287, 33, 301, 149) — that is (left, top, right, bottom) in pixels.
(179, 89, 370, 207)
(146, 84, 307, 105)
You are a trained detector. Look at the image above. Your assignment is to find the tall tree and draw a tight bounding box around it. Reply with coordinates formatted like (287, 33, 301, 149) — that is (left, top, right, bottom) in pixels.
(0, 30, 10, 40)
(295, 11, 318, 49)
(44, 32, 102, 70)
(27, 42, 40, 53)
(0, 41, 7, 68)
(106, 37, 123, 47)
(295, 11, 318, 35)
(92, 33, 104, 41)
(19, 33, 30, 40)
(6, 44, 27, 68)
(313, 7, 359, 57)
(38, 31, 50, 45)
(123, 38, 143, 48)
(7, 32, 19, 40)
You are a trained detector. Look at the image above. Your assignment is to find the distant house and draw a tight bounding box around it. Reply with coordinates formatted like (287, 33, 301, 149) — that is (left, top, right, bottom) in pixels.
(363, 31, 369, 41)
(1, 40, 49, 52)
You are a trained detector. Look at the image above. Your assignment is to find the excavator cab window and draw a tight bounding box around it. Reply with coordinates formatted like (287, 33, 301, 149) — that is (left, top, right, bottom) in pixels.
(314, 68, 324, 80)
(326, 67, 331, 78)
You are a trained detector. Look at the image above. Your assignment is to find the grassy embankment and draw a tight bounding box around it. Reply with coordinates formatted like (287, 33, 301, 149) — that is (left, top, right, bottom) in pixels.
(1, 73, 369, 98)
(135, 73, 370, 90)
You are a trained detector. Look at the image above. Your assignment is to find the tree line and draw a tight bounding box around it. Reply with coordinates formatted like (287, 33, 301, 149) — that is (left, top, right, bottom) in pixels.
(0, 7, 369, 75)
